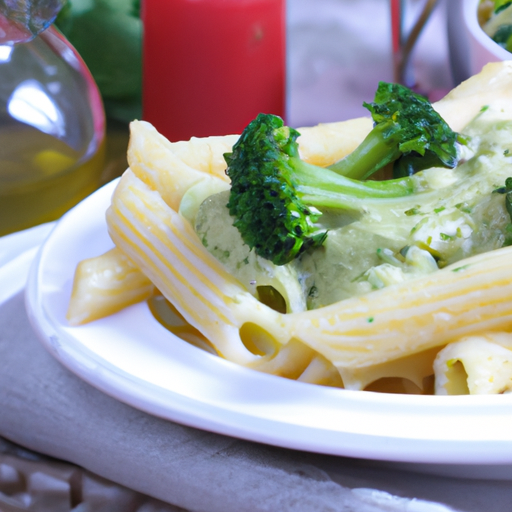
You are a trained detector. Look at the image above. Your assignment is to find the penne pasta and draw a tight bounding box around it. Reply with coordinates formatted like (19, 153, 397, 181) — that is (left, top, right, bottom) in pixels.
(434, 332, 512, 395)
(106, 169, 289, 365)
(67, 247, 155, 326)
(290, 248, 512, 388)
(103, 169, 512, 390)
(66, 61, 512, 394)
(127, 120, 232, 211)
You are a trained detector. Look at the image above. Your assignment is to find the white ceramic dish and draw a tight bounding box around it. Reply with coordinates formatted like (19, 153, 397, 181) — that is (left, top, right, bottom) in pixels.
(25, 179, 512, 478)
(448, 0, 511, 85)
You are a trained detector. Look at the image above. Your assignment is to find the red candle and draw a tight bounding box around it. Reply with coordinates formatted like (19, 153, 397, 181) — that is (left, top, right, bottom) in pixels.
(142, 0, 286, 142)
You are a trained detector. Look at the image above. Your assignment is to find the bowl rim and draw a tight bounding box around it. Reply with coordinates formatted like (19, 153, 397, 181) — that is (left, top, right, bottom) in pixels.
(464, 0, 512, 61)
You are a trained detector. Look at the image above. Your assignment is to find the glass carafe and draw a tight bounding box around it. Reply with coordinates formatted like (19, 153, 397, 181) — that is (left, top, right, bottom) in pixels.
(0, 12, 105, 236)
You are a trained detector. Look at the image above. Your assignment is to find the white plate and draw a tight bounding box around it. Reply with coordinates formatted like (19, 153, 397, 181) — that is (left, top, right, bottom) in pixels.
(25, 179, 512, 476)
(0, 222, 54, 305)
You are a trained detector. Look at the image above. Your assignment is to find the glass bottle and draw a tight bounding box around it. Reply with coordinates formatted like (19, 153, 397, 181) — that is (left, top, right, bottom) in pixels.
(0, 10, 105, 236)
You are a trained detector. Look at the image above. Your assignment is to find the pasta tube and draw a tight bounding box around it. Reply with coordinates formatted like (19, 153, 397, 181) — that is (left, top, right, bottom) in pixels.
(434, 333, 512, 395)
(106, 169, 289, 365)
(127, 120, 233, 211)
(67, 247, 154, 326)
(291, 248, 512, 389)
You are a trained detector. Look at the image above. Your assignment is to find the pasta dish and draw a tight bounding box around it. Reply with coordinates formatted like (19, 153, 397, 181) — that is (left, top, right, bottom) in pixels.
(66, 62, 512, 396)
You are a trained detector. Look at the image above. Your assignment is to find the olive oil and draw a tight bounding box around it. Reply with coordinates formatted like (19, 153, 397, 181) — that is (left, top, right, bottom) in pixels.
(0, 118, 105, 236)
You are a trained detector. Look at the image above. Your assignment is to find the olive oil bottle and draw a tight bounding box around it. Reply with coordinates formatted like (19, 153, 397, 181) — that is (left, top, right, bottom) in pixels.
(0, 25, 105, 236)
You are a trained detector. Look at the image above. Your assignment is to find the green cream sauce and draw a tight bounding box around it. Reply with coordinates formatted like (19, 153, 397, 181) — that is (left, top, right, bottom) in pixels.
(195, 111, 512, 312)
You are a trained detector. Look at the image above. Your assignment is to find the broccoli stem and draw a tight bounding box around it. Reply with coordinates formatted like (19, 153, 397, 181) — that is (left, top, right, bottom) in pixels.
(326, 122, 400, 180)
(289, 157, 415, 210)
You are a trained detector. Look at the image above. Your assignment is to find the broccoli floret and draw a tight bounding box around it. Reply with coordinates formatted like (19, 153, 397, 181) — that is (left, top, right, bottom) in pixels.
(327, 82, 460, 180)
(493, 0, 512, 14)
(225, 113, 432, 266)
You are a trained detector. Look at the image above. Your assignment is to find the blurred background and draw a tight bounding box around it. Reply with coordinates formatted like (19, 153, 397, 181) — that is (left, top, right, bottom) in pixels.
(5, 0, 508, 235)
(2, 0, 458, 236)
(52, 0, 453, 127)
(287, 0, 452, 125)
(55, 0, 142, 124)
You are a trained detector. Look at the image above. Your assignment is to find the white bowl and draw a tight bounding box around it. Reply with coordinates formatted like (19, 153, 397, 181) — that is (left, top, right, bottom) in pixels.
(447, 0, 511, 84)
